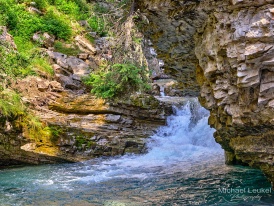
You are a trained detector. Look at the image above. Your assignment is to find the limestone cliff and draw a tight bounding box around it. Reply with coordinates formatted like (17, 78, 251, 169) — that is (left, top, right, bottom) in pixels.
(0, 22, 174, 165)
(136, 0, 274, 186)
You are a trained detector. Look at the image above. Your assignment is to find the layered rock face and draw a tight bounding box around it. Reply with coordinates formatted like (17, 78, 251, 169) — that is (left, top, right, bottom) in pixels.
(136, 0, 205, 96)
(0, 27, 175, 165)
(195, 0, 274, 185)
(9, 76, 173, 164)
(0, 115, 70, 165)
(137, 0, 274, 185)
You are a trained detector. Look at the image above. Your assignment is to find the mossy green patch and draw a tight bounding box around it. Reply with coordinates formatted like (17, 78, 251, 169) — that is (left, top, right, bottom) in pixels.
(75, 135, 96, 149)
(54, 41, 81, 56)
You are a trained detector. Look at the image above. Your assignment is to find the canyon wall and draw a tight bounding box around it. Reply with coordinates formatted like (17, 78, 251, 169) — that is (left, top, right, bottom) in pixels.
(136, 0, 274, 185)
(0, 74, 174, 165)
(0, 25, 175, 165)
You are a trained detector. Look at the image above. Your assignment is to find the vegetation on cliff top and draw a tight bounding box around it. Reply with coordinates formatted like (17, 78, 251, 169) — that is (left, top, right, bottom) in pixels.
(0, 0, 151, 140)
(0, 0, 90, 140)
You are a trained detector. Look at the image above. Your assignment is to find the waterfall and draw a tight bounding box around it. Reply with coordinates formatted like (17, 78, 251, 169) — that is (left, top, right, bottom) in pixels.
(159, 85, 165, 97)
(73, 100, 222, 183)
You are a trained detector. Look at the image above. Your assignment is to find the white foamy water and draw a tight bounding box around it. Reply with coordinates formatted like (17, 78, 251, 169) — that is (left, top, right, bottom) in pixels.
(66, 100, 223, 183)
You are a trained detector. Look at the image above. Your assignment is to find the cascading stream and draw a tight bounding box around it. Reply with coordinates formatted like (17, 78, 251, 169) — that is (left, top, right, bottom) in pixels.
(0, 99, 273, 206)
(73, 100, 222, 183)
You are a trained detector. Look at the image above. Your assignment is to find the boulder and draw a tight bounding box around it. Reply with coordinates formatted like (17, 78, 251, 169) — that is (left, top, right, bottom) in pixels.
(33, 32, 55, 48)
(0, 26, 17, 49)
(75, 35, 96, 54)
(66, 56, 91, 79)
(55, 74, 80, 90)
(47, 51, 91, 81)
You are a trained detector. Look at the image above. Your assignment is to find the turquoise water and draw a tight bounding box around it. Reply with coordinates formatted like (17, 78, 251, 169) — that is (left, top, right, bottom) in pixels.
(0, 102, 273, 206)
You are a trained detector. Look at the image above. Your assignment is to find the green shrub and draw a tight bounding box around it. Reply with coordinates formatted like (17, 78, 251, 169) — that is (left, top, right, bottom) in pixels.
(83, 63, 151, 99)
(42, 10, 72, 40)
(74, 0, 90, 14)
(53, 0, 80, 15)
(0, 1, 42, 39)
(28, 56, 54, 77)
(0, 89, 25, 117)
(87, 16, 105, 35)
(0, 39, 54, 77)
(0, 1, 72, 41)
(35, 0, 48, 10)
(0, 42, 31, 77)
(27, 0, 48, 10)
(49, 0, 90, 20)
(13, 37, 37, 55)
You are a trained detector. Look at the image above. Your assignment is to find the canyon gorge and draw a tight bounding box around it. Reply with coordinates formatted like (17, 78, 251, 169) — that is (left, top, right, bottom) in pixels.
(1, 0, 274, 191)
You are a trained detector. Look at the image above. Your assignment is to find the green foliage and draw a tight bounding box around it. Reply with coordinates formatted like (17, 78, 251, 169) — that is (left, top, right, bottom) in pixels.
(52, 0, 80, 14)
(87, 2, 121, 36)
(73, 0, 90, 14)
(47, 126, 63, 143)
(132, 36, 142, 44)
(0, 87, 54, 141)
(0, 85, 51, 141)
(13, 36, 37, 55)
(28, 56, 54, 77)
(0, 42, 31, 77)
(54, 41, 81, 56)
(0, 40, 53, 78)
(34, 0, 48, 10)
(0, 89, 25, 117)
(83, 63, 151, 99)
(42, 10, 72, 40)
(75, 135, 95, 148)
(49, 0, 90, 20)
(0, 1, 42, 39)
(0, 0, 72, 41)
(87, 16, 105, 36)
(23, 114, 43, 138)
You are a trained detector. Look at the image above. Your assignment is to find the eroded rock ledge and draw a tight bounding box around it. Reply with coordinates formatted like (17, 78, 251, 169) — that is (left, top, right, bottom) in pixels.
(4, 75, 174, 164)
(0, 25, 176, 165)
(136, 0, 274, 186)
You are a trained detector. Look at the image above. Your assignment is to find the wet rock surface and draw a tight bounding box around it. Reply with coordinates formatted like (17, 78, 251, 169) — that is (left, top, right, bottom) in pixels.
(137, 0, 274, 185)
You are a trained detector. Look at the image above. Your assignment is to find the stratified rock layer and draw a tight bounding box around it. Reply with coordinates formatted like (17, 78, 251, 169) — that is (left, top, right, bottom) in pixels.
(11, 76, 174, 163)
(137, 0, 274, 186)
(0, 27, 174, 165)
